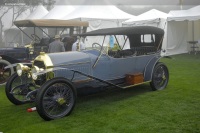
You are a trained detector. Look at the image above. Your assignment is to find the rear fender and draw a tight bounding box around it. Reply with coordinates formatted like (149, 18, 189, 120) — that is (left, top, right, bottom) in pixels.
(143, 56, 162, 81)
(0, 58, 14, 74)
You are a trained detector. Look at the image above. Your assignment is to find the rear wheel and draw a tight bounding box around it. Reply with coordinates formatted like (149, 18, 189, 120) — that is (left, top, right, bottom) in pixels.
(36, 78, 77, 121)
(0, 60, 14, 85)
(150, 62, 169, 91)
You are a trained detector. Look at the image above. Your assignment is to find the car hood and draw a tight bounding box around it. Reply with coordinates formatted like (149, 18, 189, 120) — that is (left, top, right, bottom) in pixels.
(34, 51, 91, 68)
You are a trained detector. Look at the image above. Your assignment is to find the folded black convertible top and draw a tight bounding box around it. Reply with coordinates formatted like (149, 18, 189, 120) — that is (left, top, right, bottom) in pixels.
(78, 26, 164, 36)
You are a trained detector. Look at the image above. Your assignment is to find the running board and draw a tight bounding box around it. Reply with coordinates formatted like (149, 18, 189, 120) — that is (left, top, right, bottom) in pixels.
(119, 81, 151, 89)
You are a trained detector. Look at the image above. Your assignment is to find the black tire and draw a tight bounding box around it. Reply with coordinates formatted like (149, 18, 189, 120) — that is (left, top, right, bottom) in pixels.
(0, 59, 14, 85)
(150, 62, 169, 91)
(5, 73, 34, 105)
(36, 77, 77, 121)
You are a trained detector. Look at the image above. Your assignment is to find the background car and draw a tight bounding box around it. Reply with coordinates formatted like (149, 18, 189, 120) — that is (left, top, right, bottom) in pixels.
(0, 19, 89, 85)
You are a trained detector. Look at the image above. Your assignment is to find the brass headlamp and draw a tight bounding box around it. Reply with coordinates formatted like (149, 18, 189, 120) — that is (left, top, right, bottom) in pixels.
(16, 63, 30, 76)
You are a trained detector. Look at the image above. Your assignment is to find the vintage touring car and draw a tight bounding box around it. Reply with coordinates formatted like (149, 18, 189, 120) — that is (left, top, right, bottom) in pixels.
(5, 26, 169, 120)
(0, 19, 88, 85)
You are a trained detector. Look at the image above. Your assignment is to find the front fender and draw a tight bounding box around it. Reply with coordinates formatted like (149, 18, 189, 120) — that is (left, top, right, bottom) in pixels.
(143, 56, 162, 81)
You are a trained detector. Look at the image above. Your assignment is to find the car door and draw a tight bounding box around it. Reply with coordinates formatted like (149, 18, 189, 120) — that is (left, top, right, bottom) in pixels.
(109, 56, 137, 79)
(92, 53, 111, 80)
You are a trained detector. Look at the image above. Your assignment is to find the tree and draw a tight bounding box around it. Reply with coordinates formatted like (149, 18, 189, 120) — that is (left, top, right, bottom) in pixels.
(43, 0, 56, 11)
(0, 0, 50, 47)
(0, 6, 12, 47)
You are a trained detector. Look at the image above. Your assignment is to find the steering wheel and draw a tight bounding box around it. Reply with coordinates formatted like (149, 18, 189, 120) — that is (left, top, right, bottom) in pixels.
(31, 34, 41, 43)
(92, 42, 108, 54)
(92, 43, 102, 50)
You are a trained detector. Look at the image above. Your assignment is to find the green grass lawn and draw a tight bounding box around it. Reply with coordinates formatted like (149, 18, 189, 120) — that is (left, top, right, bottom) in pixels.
(0, 54, 200, 133)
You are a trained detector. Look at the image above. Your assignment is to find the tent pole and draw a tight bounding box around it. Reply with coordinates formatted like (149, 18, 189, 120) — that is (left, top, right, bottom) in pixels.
(179, 0, 183, 10)
(17, 27, 32, 40)
(21, 30, 23, 46)
(37, 27, 51, 38)
(192, 21, 194, 41)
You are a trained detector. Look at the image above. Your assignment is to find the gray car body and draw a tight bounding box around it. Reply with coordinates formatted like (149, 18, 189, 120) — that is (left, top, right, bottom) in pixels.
(33, 26, 164, 89)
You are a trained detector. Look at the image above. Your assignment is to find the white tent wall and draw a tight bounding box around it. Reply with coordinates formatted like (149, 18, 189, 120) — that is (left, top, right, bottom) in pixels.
(193, 21, 200, 41)
(188, 21, 193, 41)
(164, 20, 200, 56)
(4, 28, 22, 47)
(165, 21, 188, 55)
(187, 21, 200, 41)
(187, 20, 200, 52)
(166, 5, 200, 55)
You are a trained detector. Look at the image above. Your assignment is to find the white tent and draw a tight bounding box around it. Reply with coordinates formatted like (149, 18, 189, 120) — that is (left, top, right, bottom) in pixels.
(122, 9, 168, 28)
(4, 5, 49, 46)
(4, 28, 23, 47)
(42, 0, 77, 19)
(165, 5, 200, 55)
(62, 0, 134, 30)
(62, 0, 134, 47)
(42, 0, 78, 37)
(42, 5, 76, 19)
(121, 9, 168, 55)
(26, 5, 49, 19)
(23, 5, 49, 44)
(3, 7, 32, 47)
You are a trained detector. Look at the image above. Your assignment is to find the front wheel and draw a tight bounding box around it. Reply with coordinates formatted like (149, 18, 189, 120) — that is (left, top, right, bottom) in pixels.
(5, 73, 35, 105)
(150, 62, 169, 91)
(0, 59, 14, 85)
(36, 77, 77, 121)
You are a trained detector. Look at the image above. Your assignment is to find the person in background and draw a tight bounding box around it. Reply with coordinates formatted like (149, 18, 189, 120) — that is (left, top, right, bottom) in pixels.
(109, 35, 114, 48)
(72, 36, 85, 51)
(48, 35, 65, 53)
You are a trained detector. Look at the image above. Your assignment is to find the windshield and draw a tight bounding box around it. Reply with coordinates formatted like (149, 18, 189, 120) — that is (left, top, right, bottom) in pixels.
(83, 35, 130, 52)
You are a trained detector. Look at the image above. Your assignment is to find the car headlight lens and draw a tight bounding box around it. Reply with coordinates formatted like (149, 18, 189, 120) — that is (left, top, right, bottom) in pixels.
(16, 63, 24, 76)
(31, 66, 40, 80)
(32, 73, 38, 80)
(16, 63, 30, 76)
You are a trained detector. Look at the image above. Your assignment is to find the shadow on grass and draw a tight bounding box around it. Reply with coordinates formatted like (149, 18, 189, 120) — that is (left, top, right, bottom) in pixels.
(76, 83, 152, 105)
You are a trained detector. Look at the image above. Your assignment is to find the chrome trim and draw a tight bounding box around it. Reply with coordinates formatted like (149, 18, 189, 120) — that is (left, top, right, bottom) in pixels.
(108, 52, 158, 60)
(92, 36, 106, 68)
(122, 81, 151, 89)
(4, 63, 32, 69)
(73, 78, 93, 83)
(58, 61, 90, 67)
(143, 56, 162, 80)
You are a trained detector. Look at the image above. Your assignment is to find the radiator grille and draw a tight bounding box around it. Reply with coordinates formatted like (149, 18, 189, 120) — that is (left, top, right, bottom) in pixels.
(33, 60, 45, 69)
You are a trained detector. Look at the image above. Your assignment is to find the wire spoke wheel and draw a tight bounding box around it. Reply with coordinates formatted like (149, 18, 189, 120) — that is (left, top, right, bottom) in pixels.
(150, 62, 169, 91)
(0, 61, 12, 85)
(36, 78, 76, 121)
(5, 73, 35, 105)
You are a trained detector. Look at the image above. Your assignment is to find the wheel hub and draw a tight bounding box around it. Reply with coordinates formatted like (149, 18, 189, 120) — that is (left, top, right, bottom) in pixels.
(56, 97, 66, 105)
(162, 74, 166, 80)
(0, 69, 4, 75)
